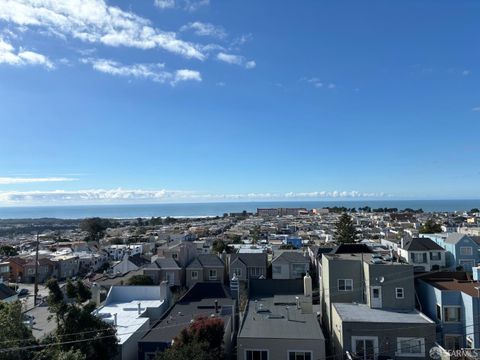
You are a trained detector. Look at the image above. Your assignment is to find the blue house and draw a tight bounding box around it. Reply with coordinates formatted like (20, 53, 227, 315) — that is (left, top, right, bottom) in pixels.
(416, 271, 480, 350)
(420, 233, 480, 271)
(284, 237, 302, 249)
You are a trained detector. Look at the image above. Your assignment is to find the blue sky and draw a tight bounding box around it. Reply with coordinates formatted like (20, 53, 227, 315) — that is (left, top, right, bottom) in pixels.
(0, 0, 479, 205)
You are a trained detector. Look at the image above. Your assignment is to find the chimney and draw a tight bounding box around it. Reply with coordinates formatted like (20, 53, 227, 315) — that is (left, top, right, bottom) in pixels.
(214, 299, 219, 314)
(138, 302, 142, 315)
(304, 272, 312, 299)
(113, 313, 117, 327)
(91, 282, 101, 307)
(285, 306, 290, 321)
(295, 296, 300, 310)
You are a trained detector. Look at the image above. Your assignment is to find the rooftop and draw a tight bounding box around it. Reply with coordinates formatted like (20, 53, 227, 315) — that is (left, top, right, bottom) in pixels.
(425, 278, 480, 298)
(403, 237, 445, 251)
(333, 303, 434, 324)
(239, 294, 324, 340)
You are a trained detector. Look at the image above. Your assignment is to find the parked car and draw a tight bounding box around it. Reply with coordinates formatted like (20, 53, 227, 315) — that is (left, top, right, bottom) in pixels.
(17, 288, 29, 296)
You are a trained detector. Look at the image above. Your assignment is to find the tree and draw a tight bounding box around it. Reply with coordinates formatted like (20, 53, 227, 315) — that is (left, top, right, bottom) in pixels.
(0, 301, 37, 360)
(45, 283, 118, 360)
(127, 275, 154, 285)
(470, 208, 480, 214)
(76, 280, 91, 303)
(334, 213, 358, 243)
(212, 240, 228, 254)
(79, 218, 111, 241)
(65, 279, 77, 299)
(419, 219, 442, 234)
(156, 316, 224, 360)
(0, 245, 17, 256)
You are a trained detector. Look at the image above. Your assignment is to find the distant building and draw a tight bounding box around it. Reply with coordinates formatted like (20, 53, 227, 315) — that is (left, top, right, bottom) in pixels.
(397, 237, 446, 272)
(257, 208, 307, 217)
(228, 253, 268, 281)
(185, 254, 225, 288)
(271, 251, 309, 280)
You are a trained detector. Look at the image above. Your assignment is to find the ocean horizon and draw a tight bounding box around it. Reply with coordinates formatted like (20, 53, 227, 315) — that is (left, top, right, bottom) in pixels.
(0, 199, 479, 220)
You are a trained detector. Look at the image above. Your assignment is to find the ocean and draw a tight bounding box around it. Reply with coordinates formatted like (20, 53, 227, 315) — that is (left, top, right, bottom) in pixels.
(0, 200, 479, 219)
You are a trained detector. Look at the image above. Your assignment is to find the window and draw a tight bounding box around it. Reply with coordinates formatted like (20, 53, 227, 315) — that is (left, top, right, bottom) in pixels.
(292, 264, 306, 278)
(436, 304, 442, 321)
(460, 247, 473, 255)
(445, 335, 461, 350)
(209, 269, 217, 280)
(0, 265, 9, 272)
(460, 259, 474, 269)
(430, 252, 441, 261)
(412, 253, 427, 264)
(272, 265, 282, 274)
(191, 270, 198, 280)
(338, 279, 353, 291)
(27, 268, 35, 275)
(288, 351, 312, 360)
(443, 306, 461, 323)
(396, 287, 404, 299)
(245, 350, 268, 360)
(233, 268, 242, 277)
(396, 337, 425, 356)
(250, 267, 262, 277)
(352, 336, 378, 360)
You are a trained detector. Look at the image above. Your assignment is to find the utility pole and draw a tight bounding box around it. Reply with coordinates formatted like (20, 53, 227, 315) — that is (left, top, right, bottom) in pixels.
(33, 232, 40, 306)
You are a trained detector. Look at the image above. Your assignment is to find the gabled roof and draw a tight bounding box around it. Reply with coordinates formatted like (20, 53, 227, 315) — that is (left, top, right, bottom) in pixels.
(403, 237, 445, 251)
(187, 254, 224, 269)
(128, 254, 150, 267)
(149, 257, 180, 270)
(272, 251, 308, 264)
(445, 233, 470, 245)
(0, 283, 17, 300)
(230, 253, 267, 268)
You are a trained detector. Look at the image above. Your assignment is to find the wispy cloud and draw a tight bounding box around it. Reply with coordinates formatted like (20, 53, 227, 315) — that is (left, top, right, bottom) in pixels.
(0, 188, 387, 204)
(217, 52, 255, 69)
(0, 0, 205, 60)
(0, 177, 76, 185)
(301, 77, 337, 90)
(472, 107, 480, 112)
(82, 58, 201, 85)
(0, 37, 53, 69)
(181, 22, 227, 39)
(154, 0, 209, 11)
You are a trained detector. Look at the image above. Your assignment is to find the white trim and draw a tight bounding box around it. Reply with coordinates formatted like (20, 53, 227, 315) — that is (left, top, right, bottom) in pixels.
(287, 350, 313, 360)
(245, 348, 269, 360)
(460, 247, 473, 256)
(396, 337, 425, 357)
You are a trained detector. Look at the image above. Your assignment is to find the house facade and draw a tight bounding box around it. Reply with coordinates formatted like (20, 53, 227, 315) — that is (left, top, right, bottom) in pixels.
(185, 254, 225, 288)
(271, 251, 309, 280)
(228, 253, 267, 281)
(398, 237, 446, 272)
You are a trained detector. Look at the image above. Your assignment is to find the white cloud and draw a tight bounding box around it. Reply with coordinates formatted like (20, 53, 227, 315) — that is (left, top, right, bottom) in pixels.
(0, 0, 205, 60)
(328, 83, 336, 89)
(472, 107, 480, 112)
(181, 22, 227, 39)
(217, 52, 255, 69)
(183, 0, 210, 11)
(82, 58, 201, 85)
(0, 187, 387, 204)
(154, 0, 175, 9)
(0, 177, 76, 185)
(173, 69, 202, 84)
(0, 37, 53, 68)
(462, 69, 471, 76)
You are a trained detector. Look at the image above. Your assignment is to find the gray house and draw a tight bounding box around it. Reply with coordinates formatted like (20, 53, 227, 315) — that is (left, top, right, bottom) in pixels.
(143, 257, 182, 287)
(237, 279, 325, 360)
(229, 253, 267, 281)
(321, 253, 435, 359)
(186, 254, 225, 288)
(272, 251, 309, 279)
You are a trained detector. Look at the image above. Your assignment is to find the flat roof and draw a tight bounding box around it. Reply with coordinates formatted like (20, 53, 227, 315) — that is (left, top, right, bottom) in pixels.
(239, 294, 324, 340)
(333, 303, 434, 324)
(426, 279, 480, 298)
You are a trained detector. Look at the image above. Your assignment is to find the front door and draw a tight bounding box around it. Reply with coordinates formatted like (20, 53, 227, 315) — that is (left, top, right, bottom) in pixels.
(352, 337, 378, 360)
(371, 286, 382, 308)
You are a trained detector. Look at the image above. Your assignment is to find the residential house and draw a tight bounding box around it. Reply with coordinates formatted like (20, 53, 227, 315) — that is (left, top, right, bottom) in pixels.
(398, 237, 446, 272)
(156, 240, 197, 268)
(138, 282, 236, 360)
(321, 253, 436, 359)
(94, 283, 171, 360)
(9, 257, 55, 283)
(112, 254, 150, 275)
(421, 233, 480, 271)
(228, 253, 267, 281)
(185, 254, 225, 288)
(143, 257, 182, 286)
(0, 261, 10, 283)
(51, 253, 80, 280)
(416, 271, 480, 349)
(271, 251, 309, 280)
(237, 278, 325, 360)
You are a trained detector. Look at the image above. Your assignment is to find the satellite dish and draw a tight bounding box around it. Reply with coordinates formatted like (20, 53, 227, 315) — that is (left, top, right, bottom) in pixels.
(379, 276, 385, 283)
